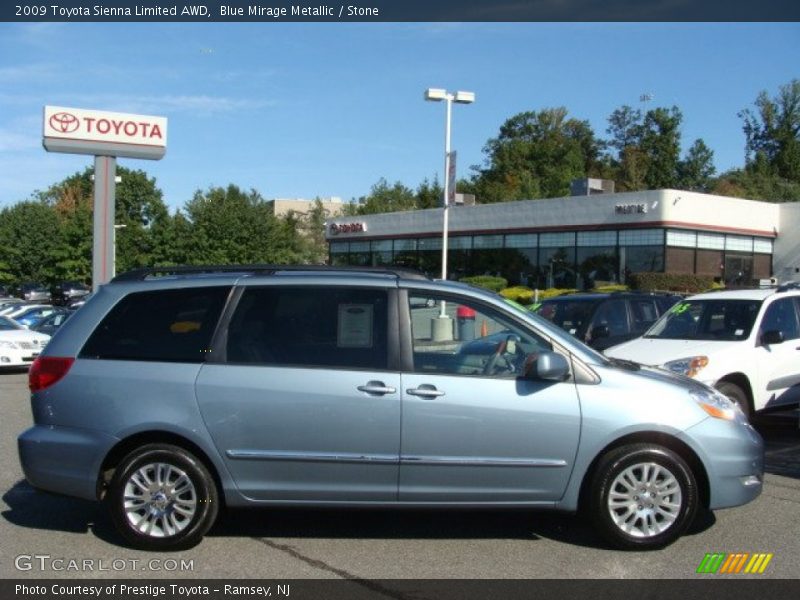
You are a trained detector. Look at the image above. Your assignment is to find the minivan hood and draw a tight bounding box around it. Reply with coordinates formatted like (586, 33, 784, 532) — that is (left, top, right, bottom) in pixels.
(602, 357, 711, 394)
(605, 337, 738, 367)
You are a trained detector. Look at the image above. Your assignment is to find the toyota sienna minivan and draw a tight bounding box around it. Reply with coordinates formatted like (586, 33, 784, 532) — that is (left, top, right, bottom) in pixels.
(18, 266, 763, 550)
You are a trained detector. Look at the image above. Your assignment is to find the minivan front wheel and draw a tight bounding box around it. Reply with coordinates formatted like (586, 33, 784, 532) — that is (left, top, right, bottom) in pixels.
(589, 444, 698, 550)
(107, 444, 219, 550)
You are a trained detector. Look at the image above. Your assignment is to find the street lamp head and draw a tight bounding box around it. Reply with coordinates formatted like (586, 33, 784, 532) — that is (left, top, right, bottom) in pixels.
(454, 91, 475, 104)
(424, 88, 447, 102)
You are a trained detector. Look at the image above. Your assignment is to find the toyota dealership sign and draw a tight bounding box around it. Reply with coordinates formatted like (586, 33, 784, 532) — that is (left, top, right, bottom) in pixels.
(43, 105, 167, 159)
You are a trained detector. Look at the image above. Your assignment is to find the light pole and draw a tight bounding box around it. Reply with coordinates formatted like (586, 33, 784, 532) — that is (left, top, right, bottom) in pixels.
(424, 88, 475, 281)
(425, 88, 475, 340)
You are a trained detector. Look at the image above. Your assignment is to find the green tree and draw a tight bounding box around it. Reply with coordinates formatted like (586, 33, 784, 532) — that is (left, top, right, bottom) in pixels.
(640, 106, 683, 189)
(149, 210, 195, 266)
(0, 201, 62, 283)
(415, 177, 443, 209)
(296, 199, 330, 264)
(183, 185, 299, 265)
(36, 166, 170, 276)
(345, 179, 417, 215)
(607, 105, 643, 153)
(678, 139, 716, 192)
(472, 107, 603, 202)
(740, 79, 800, 183)
(713, 163, 800, 202)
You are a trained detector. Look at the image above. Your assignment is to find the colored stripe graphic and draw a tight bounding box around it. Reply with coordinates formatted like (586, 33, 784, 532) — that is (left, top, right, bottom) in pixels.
(744, 553, 774, 574)
(698, 553, 773, 574)
(697, 553, 726, 573)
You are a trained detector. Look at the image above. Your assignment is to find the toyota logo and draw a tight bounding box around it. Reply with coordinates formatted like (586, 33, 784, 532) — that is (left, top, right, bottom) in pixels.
(49, 112, 79, 133)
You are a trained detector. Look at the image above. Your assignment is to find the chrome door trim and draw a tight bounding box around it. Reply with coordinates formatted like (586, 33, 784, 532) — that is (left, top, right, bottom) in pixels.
(226, 450, 399, 464)
(400, 456, 568, 468)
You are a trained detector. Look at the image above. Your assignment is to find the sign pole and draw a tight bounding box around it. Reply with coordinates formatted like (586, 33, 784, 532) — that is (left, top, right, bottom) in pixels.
(92, 156, 117, 292)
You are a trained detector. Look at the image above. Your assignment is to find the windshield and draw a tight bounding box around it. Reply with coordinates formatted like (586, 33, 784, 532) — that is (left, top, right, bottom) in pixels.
(644, 299, 762, 341)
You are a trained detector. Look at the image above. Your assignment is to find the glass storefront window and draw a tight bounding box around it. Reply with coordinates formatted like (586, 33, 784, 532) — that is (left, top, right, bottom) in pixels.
(370, 240, 392, 252)
(577, 231, 616, 247)
(754, 238, 774, 254)
(473, 235, 504, 249)
(537, 247, 577, 289)
(540, 232, 575, 248)
(577, 246, 618, 289)
(666, 230, 697, 248)
(697, 233, 725, 250)
(725, 235, 754, 252)
(506, 233, 537, 248)
(418, 237, 442, 251)
(619, 229, 664, 246)
(621, 245, 664, 276)
(393, 238, 417, 251)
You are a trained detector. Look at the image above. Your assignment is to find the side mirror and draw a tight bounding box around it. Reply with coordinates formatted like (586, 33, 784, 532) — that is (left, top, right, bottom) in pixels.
(590, 325, 610, 340)
(523, 351, 570, 381)
(761, 329, 785, 346)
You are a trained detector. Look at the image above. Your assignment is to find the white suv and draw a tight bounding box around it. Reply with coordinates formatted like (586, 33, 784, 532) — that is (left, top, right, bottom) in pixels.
(606, 285, 800, 418)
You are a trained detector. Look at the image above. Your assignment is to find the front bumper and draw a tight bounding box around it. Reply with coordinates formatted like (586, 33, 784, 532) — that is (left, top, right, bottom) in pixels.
(681, 416, 764, 510)
(18, 425, 119, 501)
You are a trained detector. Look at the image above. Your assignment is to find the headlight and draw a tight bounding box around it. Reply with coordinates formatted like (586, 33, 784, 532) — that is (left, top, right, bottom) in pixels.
(690, 389, 740, 421)
(664, 356, 709, 378)
(0, 341, 18, 349)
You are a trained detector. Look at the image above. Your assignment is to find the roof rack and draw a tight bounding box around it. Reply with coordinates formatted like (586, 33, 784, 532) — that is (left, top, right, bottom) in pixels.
(110, 264, 431, 283)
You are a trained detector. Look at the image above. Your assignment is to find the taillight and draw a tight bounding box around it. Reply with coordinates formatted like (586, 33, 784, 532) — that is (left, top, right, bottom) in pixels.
(29, 356, 75, 392)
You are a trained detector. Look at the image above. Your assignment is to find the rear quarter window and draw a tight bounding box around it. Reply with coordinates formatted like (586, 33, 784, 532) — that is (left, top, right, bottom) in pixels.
(80, 286, 231, 362)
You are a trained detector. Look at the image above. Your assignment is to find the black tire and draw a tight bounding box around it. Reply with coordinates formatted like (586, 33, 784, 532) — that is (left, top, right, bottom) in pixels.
(107, 443, 219, 551)
(589, 443, 698, 550)
(715, 381, 751, 420)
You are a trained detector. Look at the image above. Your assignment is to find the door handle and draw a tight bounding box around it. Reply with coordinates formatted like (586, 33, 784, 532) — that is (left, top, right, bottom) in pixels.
(406, 386, 445, 399)
(357, 381, 397, 395)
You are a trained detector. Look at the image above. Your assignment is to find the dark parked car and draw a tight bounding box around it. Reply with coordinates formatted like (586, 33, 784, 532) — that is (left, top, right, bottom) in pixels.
(51, 281, 90, 306)
(15, 282, 51, 303)
(533, 292, 682, 351)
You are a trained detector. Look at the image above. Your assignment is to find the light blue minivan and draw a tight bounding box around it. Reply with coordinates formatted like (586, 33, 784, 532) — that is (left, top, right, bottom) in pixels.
(18, 266, 763, 550)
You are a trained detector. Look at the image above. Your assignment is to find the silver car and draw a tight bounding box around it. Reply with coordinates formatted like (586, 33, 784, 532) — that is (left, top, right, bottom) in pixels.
(18, 266, 763, 551)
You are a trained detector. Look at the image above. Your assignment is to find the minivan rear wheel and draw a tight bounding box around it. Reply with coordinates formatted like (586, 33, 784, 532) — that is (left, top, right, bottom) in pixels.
(107, 443, 218, 550)
(589, 443, 698, 550)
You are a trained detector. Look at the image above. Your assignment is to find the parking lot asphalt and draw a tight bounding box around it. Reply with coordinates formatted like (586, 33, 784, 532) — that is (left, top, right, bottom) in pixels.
(1, 371, 799, 580)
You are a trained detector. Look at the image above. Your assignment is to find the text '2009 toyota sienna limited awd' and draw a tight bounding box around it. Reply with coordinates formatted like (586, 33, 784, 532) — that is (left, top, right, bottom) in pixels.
(18, 265, 763, 550)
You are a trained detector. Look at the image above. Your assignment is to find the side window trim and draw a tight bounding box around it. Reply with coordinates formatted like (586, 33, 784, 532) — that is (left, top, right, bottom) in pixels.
(206, 285, 245, 364)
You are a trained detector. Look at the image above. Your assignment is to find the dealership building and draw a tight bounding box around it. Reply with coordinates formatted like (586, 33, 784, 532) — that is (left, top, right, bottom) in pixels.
(326, 186, 800, 289)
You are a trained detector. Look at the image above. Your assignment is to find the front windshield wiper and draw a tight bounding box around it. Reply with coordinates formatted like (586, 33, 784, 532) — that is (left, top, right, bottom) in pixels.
(608, 357, 642, 371)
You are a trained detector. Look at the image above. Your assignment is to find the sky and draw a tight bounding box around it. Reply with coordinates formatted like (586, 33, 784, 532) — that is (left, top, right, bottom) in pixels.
(0, 22, 798, 212)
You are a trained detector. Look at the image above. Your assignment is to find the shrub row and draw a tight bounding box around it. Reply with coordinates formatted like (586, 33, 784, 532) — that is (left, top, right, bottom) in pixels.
(628, 272, 715, 293)
(459, 275, 508, 292)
